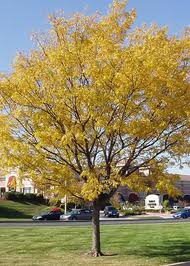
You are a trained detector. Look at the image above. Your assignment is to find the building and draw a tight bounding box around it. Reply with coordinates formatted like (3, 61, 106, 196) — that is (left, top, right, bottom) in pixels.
(0, 166, 190, 203)
(175, 175, 190, 195)
(0, 169, 37, 197)
(117, 174, 190, 204)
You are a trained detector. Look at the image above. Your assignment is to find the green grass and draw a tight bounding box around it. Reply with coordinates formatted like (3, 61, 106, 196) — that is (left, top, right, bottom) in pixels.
(0, 200, 49, 219)
(0, 223, 190, 265)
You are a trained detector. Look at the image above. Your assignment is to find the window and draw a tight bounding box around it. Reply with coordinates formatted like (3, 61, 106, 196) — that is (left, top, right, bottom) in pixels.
(0, 187, 5, 193)
(23, 187, 32, 194)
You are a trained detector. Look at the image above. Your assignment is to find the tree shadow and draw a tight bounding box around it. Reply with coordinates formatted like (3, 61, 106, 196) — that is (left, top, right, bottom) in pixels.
(14, 200, 42, 206)
(131, 239, 190, 264)
(103, 253, 118, 257)
(0, 205, 32, 219)
(85, 251, 118, 257)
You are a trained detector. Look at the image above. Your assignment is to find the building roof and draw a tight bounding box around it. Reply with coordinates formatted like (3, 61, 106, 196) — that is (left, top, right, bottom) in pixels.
(179, 175, 190, 181)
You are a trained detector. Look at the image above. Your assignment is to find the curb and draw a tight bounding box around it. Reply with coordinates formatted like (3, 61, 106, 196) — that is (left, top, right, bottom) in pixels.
(165, 262, 190, 266)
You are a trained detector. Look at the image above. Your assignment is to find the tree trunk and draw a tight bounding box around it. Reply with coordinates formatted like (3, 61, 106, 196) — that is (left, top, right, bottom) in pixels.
(91, 201, 103, 256)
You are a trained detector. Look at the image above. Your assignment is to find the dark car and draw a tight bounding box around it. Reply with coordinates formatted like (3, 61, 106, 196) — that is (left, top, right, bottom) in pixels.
(32, 210, 63, 221)
(104, 206, 119, 218)
(173, 208, 190, 219)
(60, 209, 92, 221)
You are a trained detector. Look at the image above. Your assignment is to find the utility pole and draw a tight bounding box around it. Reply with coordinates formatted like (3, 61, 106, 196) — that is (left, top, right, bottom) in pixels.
(64, 180, 67, 214)
(64, 194, 67, 214)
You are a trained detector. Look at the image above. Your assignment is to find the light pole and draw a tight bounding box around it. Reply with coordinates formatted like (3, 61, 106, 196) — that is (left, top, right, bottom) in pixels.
(64, 194, 67, 214)
(64, 180, 67, 214)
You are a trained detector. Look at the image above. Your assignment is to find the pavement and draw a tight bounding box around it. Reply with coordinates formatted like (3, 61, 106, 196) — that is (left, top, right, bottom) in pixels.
(136, 212, 173, 219)
(0, 212, 174, 223)
(0, 212, 181, 227)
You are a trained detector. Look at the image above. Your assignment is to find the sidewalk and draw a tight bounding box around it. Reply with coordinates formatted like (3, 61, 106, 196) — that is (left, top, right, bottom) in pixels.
(118, 213, 172, 220)
(145, 212, 173, 219)
(99, 211, 173, 220)
(165, 262, 190, 266)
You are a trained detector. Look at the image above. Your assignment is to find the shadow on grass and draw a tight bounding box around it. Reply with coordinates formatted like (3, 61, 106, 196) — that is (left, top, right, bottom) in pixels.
(85, 251, 118, 257)
(131, 239, 190, 264)
(103, 253, 118, 256)
(13, 200, 43, 206)
(0, 205, 32, 218)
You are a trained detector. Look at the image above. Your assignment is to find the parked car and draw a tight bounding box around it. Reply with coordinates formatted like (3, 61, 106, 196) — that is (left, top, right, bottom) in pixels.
(104, 206, 119, 218)
(173, 205, 181, 211)
(60, 209, 93, 221)
(32, 210, 63, 220)
(170, 206, 183, 214)
(173, 208, 190, 219)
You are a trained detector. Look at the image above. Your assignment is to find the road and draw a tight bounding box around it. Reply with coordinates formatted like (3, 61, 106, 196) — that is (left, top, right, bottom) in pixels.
(0, 218, 190, 227)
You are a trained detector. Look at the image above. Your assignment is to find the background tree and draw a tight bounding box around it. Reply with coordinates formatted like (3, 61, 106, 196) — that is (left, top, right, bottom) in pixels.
(183, 195, 190, 206)
(0, 0, 189, 256)
(128, 193, 139, 204)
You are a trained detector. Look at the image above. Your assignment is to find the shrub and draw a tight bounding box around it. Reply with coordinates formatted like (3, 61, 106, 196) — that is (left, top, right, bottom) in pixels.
(4, 191, 25, 201)
(145, 209, 164, 213)
(163, 199, 170, 210)
(128, 193, 140, 203)
(36, 194, 46, 204)
(24, 193, 46, 203)
(4, 192, 15, 200)
(15, 192, 25, 201)
(4, 192, 46, 204)
(121, 206, 145, 216)
(24, 193, 37, 202)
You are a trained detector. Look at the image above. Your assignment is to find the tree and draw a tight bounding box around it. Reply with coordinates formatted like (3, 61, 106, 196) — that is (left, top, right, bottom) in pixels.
(183, 195, 190, 205)
(0, 0, 189, 256)
(163, 199, 170, 210)
(128, 192, 139, 203)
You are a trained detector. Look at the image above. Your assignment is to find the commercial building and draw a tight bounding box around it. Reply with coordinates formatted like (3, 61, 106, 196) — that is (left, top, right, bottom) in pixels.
(0, 169, 37, 197)
(117, 174, 190, 204)
(0, 167, 190, 204)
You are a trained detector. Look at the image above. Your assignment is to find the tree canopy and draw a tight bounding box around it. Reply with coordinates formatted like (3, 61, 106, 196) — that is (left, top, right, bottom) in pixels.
(0, 0, 189, 256)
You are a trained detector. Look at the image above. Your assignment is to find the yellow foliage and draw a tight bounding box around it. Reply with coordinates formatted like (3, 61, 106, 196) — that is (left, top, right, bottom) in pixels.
(0, 0, 189, 202)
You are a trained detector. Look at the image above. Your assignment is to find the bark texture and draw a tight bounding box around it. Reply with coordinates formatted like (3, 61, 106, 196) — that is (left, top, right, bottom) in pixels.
(91, 201, 103, 256)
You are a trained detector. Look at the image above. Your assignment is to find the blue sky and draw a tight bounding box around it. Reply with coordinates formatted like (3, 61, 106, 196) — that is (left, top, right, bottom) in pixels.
(0, 0, 189, 174)
(0, 0, 189, 72)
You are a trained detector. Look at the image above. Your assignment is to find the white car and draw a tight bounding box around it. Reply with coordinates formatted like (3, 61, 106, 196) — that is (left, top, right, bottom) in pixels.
(60, 209, 93, 221)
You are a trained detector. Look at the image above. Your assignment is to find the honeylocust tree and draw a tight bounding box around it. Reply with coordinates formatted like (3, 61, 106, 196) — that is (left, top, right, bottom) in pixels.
(0, 0, 190, 256)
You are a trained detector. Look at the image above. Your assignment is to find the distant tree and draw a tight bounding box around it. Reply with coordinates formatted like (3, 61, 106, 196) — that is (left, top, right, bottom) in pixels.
(0, 0, 189, 256)
(128, 193, 139, 203)
(163, 199, 170, 210)
(117, 192, 126, 203)
(183, 195, 190, 204)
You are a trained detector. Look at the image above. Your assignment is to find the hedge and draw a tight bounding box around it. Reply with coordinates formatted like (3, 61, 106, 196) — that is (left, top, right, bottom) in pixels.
(4, 191, 46, 203)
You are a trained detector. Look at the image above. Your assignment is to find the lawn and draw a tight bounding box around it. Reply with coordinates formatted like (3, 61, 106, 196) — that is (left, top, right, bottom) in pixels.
(0, 223, 190, 266)
(0, 200, 49, 219)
